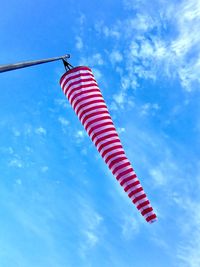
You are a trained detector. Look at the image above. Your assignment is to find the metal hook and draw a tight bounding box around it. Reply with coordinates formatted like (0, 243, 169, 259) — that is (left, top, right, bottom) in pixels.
(62, 57, 74, 72)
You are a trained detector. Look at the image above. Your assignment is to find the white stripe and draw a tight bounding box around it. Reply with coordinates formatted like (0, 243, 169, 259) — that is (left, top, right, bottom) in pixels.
(135, 190, 145, 198)
(69, 85, 100, 103)
(126, 183, 142, 195)
(135, 197, 148, 207)
(139, 203, 151, 213)
(103, 148, 124, 161)
(111, 159, 129, 173)
(62, 74, 95, 91)
(124, 178, 139, 186)
(97, 136, 120, 151)
(89, 124, 115, 139)
(83, 111, 110, 125)
(62, 73, 95, 92)
(113, 162, 131, 176)
(99, 141, 121, 156)
(118, 170, 136, 184)
(67, 85, 99, 101)
(65, 80, 98, 96)
(144, 210, 155, 219)
(72, 91, 102, 109)
(77, 103, 107, 119)
(80, 107, 108, 124)
(131, 190, 144, 200)
(122, 177, 138, 189)
(93, 130, 118, 145)
(107, 152, 125, 166)
(85, 117, 112, 132)
(83, 113, 111, 129)
(61, 69, 93, 87)
(64, 80, 97, 96)
(74, 96, 103, 114)
(86, 119, 113, 135)
(114, 164, 132, 178)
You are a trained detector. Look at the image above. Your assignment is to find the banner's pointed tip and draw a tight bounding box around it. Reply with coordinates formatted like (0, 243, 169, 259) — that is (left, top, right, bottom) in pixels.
(147, 215, 157, 224)
(149, 218, 157, 224)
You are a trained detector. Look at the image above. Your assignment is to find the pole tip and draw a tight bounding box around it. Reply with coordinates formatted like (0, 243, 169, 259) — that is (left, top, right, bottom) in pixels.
(62, 54, 70, 59)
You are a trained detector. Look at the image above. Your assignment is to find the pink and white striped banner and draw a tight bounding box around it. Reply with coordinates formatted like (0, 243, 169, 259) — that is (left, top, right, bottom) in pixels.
(60, 66, 157, 223)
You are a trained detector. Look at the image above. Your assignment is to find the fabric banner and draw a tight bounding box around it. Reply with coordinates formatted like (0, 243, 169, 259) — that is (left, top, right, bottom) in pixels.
(60, 66, 157, 223)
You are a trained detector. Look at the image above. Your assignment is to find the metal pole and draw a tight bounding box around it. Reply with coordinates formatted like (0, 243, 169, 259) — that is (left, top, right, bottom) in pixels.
(0, 54, 70, 73)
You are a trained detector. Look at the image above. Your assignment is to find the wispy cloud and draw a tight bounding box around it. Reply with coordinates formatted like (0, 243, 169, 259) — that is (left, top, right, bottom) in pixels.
(75, 36, 83, 51)
(78, 197, 104, 258)
(139, 103, 160, 116)
(110, 50, 123, 64)
(176, 198, 200, 267)
(95, 0, 200, 93)
(58, 116, 69, 126)
(121, 214, 140, 240)
(75, 130, 87, 141)
(41, 166, 49, 173)
(35, 127, 47, 136)
(8, 158, 23, 168)
(79, 53, 104, 67)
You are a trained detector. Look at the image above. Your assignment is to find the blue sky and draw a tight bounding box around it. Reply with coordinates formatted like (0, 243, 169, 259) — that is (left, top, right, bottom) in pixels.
(0, 0, 200, 266)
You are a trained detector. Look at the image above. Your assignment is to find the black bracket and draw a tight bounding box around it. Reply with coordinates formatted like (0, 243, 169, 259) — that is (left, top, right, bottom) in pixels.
(62, 57, 74, 72)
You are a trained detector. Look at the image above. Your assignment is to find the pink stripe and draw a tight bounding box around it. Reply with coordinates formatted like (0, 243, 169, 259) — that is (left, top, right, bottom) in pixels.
(81, 108, 108, 124)
(78, 103, 108, 120)
(69, 86, 100, 103)
(68, 84, 100, 101)
(65, 80, 98, 96)
(61, 69, 93, 88)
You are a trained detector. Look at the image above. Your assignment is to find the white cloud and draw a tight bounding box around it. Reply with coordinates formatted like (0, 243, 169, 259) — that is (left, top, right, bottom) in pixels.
(83, 230, 98, 247)
(113, 91, 126, 108)
(78, 13, 86, 27)
(91, 53, 104, 65)
(80, 147, 88, 155)
(121, 76, 131, 90)
(98, 0, 200, 92)
(15, 179, 22, 185)
(92, 68, 102, 81)
(35, 127, 47, 136)
(12, 128, 21, 137)
(75, 130, 86, 139)
(23, 125, 31, 136)
(111, 89, 135, 110)
(9, 158, 23, 168)
(80, 53, 104, 67)
(170, 1, 200, 57)
(102, 25, 121, 39)
(78, 198, 103, 258)
(58, 116, 69, 127)
(54, 98, 70, 109)
(109, 101, 118, 111)
(121, 215, 139, 240)
(149, 168, 165, 187)
(140, 103, 160, 116)
(117, 127, 126, 134)
(76, 36, 83, 50)
(178, 58, 200, 92)
(0, 146, 14, 155)
(110, 50, 123, 64)
(169, 0, 200, 91)
(41, 166, 49, 173)
(75, 130, 87, 143)
(176, 199, 200, 267)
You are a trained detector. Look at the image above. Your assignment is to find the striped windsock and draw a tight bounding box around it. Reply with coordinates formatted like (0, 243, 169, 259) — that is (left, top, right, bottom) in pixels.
(60, 66, 157, 223)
